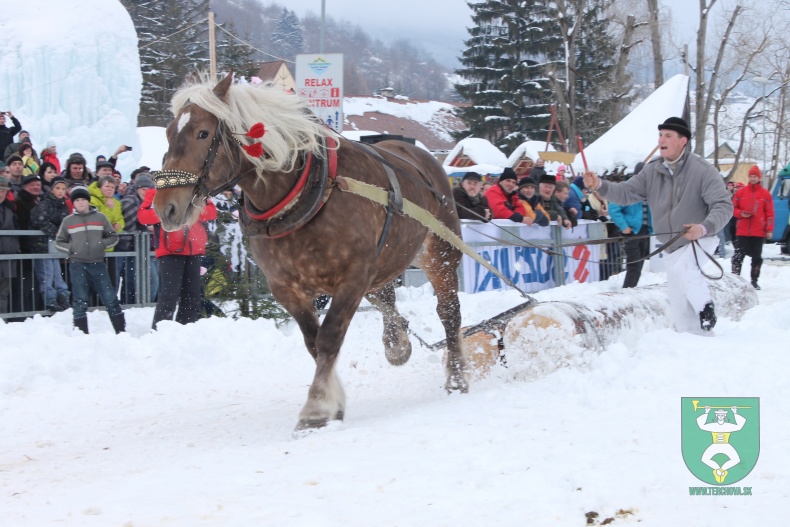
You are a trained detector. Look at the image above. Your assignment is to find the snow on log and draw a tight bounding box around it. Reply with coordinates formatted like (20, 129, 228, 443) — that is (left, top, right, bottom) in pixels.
(460, 274, 758, 380)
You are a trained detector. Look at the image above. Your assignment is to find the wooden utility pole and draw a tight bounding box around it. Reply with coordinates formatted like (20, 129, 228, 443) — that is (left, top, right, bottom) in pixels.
(209, 11, 217, 81)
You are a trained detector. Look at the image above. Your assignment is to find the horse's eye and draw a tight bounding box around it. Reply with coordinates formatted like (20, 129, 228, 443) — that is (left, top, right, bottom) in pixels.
(198, 131, 209, 139)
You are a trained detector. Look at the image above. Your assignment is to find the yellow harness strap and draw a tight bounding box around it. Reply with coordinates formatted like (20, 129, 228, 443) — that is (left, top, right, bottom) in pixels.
(337, 176, 527, 297)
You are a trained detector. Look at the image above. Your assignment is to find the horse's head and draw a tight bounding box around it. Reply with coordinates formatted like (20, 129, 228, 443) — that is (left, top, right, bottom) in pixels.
(154, 70, 337, 231)
(154, 72, 242, 231)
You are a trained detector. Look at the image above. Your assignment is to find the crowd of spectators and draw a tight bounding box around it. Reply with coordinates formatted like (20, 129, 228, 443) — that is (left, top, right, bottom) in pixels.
(451, 158, 652, 287)
(451, 152, 772, 292)
(0, 115, 226, 331)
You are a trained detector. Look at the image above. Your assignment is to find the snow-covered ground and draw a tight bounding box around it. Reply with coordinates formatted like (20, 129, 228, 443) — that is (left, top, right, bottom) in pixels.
(2, 245, 788, 526)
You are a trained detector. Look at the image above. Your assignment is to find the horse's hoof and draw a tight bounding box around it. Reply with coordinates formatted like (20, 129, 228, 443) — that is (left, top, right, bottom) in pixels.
(293, 417, 329, 436)
(385, 344, 412, 366)
(335, 409, 345, 421)
(444, 375, 469, 394)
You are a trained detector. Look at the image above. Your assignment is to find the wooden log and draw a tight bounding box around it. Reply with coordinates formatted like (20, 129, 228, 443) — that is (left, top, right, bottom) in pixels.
(457, 274, 758, 379)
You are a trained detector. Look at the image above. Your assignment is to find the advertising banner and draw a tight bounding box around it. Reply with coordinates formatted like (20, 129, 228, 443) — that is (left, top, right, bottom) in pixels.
(460, 220, 601, 293)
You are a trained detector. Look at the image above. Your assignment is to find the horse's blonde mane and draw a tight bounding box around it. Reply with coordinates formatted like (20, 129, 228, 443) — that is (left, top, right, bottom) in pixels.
(171, 77, 336, 174)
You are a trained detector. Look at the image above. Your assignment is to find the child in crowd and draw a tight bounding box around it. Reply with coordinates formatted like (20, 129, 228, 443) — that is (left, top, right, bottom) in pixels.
(54, 186, 125, 334)
(30, 176, 71, 311)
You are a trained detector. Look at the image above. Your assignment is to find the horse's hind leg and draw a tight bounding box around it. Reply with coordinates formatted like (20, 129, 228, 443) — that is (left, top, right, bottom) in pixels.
(295, 285, 367, 431)
(366, 280, 412, 365)
(417, 235, 468, 393)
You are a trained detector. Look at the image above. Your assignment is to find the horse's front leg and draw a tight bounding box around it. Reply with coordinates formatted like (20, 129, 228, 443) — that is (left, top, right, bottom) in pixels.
(295, 285, 366, 431)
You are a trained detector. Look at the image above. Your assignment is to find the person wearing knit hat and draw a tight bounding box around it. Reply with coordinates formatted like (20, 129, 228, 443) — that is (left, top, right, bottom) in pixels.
(69, 186, 91, 203)
(55, 183, 125, 335)
(516, 177, 549, 227)
(132, 173, 155, 192)
(731, 164, 774, 289)
(582, 115, 733, 333)
(484, 167, 533, 224)
(555, 165, 567, 181)
(498, 167, 518, 182)
(453, 172, 491, 220)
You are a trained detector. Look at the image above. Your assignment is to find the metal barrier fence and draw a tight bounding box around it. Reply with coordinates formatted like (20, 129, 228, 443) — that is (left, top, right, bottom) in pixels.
(1, 222, 634, 320)
(0, 230, 155, 320)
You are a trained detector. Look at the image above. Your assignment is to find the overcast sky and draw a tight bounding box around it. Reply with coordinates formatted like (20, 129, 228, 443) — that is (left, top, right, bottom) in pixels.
(261, 0, 719, 69)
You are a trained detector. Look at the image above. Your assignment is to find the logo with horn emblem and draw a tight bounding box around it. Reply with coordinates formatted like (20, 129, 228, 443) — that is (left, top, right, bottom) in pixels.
(681, 397, 759, 486)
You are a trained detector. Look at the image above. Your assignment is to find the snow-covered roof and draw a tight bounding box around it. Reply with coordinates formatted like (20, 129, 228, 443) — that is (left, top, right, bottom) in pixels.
(570, 74, 689, 173)
(444, 137, 507, 166)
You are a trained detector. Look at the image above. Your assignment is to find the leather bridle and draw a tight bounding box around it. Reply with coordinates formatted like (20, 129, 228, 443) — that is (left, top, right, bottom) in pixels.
(152, 121, 249, 205)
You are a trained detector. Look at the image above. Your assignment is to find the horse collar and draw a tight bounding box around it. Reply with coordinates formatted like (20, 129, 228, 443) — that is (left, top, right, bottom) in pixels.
(240, 136, 338, 238)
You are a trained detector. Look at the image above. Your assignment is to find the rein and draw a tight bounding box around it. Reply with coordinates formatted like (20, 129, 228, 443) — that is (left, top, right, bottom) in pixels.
(464, 223, 690, 266)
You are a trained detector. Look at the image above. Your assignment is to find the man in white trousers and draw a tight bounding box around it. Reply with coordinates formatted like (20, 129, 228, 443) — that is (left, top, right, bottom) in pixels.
(583, 117, 733, 333)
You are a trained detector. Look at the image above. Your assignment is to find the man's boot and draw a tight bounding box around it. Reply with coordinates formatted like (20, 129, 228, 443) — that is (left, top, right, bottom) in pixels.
(73, 317, 89, 334)
(699, 302, 716, 332)
(110, 313, 126, 334)
(751, 263, 761, 290)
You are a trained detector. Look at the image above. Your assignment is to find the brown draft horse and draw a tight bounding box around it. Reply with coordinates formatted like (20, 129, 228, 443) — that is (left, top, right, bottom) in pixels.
(154, 72, 468, 431)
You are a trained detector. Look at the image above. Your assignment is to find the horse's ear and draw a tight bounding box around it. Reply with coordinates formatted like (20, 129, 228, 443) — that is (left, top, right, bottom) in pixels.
(186, 70, 201, 85)
(213, 69, 234, 101)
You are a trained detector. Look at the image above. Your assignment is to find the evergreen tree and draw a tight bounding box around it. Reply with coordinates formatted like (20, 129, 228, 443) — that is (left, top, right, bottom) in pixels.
(454, 0, 558, 152)
(455, 0, 630, 151)
(217, 21, 257, 79)
(271, 8, 304, 61)
(544, 0, 625, 148)
(573, 0, 625, 142)
(121, 0, 210, 126)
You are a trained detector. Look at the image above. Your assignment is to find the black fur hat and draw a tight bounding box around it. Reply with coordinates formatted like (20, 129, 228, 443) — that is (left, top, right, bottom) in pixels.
(658, 117, 691, 140)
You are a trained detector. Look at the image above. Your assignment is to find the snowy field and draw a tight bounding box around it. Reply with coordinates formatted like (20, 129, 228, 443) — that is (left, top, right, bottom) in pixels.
(2, 245, 789, 526)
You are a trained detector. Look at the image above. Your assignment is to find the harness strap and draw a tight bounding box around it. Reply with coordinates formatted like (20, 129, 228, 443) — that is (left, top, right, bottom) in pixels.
(354, 142, 404, 256)
(336, 176, 531, 298)
(464, 223, 689, 265)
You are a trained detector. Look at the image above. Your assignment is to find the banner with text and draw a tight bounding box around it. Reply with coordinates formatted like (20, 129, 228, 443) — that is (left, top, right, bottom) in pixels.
(296, 53, 344, 132)
(460, 221, 601, 293)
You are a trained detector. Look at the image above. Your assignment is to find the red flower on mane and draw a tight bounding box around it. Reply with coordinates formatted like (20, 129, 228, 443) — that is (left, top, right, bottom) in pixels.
(246, 122, 265, 139)
(242, 142, 264, 158)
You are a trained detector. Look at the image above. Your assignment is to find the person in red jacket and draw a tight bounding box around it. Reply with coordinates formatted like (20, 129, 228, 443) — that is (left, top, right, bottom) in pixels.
(138, 187, 218, 329)
(731, 165, 774, 289)
(484, 167, 535, 224)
